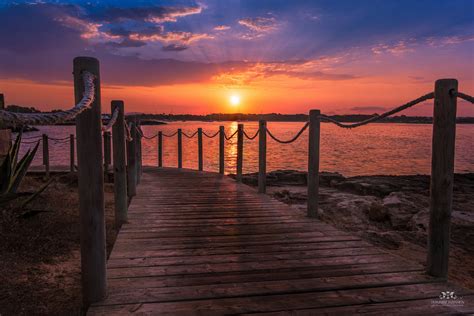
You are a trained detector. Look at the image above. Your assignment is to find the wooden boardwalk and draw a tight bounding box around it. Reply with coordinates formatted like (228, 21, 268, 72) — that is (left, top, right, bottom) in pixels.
(89, 167, 473, 315)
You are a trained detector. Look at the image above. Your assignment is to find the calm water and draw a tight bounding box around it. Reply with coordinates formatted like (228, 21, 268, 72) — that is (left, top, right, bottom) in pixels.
(18, 122, 473, 176)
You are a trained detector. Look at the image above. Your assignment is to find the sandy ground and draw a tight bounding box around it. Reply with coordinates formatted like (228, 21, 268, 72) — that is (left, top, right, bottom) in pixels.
(0, 173, 117, 315)
(235, 171, 474, 290)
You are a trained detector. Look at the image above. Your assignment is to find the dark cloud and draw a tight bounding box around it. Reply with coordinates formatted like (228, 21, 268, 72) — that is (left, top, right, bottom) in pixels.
(162, 44, 188, 51)
(89, 5, 202, 23)
(106, 38, 147, 48)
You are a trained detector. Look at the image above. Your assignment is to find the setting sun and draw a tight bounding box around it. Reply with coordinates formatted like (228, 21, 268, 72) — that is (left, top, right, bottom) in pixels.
(230, 94, 240, 106)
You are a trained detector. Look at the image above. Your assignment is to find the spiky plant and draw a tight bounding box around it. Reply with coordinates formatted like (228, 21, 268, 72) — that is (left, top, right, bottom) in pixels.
(0, 132, 39, 197)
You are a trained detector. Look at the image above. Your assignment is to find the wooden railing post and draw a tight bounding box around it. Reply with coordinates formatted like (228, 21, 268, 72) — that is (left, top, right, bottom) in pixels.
(127, 119, 137, 198)
(69, 134, 75, 173)
(42, 134, 49, 179)
(236, 124, 244, 182)
(307, 110, 320, 218)
(136, 124, 142, 184)
(198, 128, 203, 171)
(427, 79, 458, 278)
(111, 100, 128, 228)
(73, 56, 106, 305)
(103, 131, 111, 175)
(219, 126, 225, 174)
(258, 120, 267, 193)
(177, 128, 182, 168)
(158, 131, 163, 167)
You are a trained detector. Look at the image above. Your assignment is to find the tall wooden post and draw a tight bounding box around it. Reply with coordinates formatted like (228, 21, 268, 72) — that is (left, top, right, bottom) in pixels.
(427, 79, 458, 278)
(42, 134, 49, 179)
(69, 134, 75, 173)
(219, 126, 225, 174)
(111, 100, 128, 228)
(136, 124, 142, 184)
(177, 128, 182, 168)
(0, 94, 4, 110)
(158, 131, 163, 167)
(307, 110, 320, 218)
(73, 56, 106, 305)
(236, 124, 244, 182)
(198, 128, 203, 171)
(127, 120, 137, 198)
(258, 120, 267, 193)
(103, 131, 111, 174)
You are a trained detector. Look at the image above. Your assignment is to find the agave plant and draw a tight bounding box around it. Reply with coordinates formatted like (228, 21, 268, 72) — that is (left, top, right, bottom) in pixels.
(0, 132, 39, 198)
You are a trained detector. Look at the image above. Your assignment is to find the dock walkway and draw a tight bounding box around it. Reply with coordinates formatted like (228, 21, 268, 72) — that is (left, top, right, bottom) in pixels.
(89, 167, 472, 315)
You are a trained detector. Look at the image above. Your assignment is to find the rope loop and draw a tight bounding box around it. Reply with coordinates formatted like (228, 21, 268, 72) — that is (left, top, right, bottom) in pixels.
(266, 122, 309, 144)
(102, 108, 119, 132)
(162, 130, 179, 137)
(243, 129, 260, 140)
(182, 130, 198, 138)
(202, 130, 220, 138)
(224, 130, 238, 140)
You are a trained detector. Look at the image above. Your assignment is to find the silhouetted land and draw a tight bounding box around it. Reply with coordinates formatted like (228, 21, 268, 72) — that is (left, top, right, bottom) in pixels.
(5, 104, 474, 124)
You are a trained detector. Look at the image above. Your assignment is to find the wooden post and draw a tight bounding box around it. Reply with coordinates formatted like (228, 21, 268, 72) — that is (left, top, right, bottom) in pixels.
(111, 100, 127, 228)
(427, 79, 458, 278)
(127, 120, 137, 198)
(42, 134, 49, 179)
(198, 128, 203, 171)
(158, 131, 163, 167)
(136, 124, 142, 184)
(177, 128, 182, 168)
(0, 93, 4, 110)
(307, 110, 320, 218)
(236, 124, 244, 182)
(103, 131, 111, 174)
(69, 134, 75, 173)
(258, 120, 267, 193)
(219, 126, 225, 174)
(73, 56, 106, 304)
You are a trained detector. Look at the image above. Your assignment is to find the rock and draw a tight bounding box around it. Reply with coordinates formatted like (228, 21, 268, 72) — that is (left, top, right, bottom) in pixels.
(382, 192, 424, 230)
(366, 202, 388, 222)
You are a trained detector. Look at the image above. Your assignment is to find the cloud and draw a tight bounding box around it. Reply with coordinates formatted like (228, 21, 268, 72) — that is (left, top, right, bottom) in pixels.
(105, 38, 147, 48)
(371, 40, 415, 56)
(214, 25, 230, 31)
(238, 16, 279, 39)
(162, 44, 188, 51)
(90, 5, 203, 24)
(130, 31, 214, 44)
(426, 34, 474, 47)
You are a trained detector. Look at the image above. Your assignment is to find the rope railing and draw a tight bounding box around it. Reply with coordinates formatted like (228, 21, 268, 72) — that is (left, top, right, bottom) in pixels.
(243, 129, 260, 140)
(456, 91, 474, 103)
(102, 108, 119, 132)
(182, 130, 198, 138)
(124, 122, 133, 141)
(320, 92, 434, 129)
(142, 133, 159, 140)
(265, 122, 309, 144)
(202, 130, 220, 138)
(0, 72, 95, 126)
(224, 130, 238, 140)
(162, 131, 179, 137)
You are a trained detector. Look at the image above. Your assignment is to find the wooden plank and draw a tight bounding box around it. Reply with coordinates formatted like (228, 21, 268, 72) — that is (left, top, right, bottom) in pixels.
(90, 168, 471, 315)
(89, 283, 470, 315)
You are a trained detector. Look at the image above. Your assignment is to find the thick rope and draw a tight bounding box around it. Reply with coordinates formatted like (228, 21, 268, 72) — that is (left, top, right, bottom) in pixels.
(202, 130, 220, 138)
(321, 92, 434, 129)
(182, 130, 198, 138)
(0, 72, 95, 126)
(162, 131, 178, 137)
(48, 136, 70, 141)
(266, 122, 309, 144)
(21, 139, 42, 145)
(224, 130, 238, 140)
(135, 124, 144, 138)
(102, 108, 119, 132)
(22, 135, 43, 140)
(142, 133, 159, 140)
(456, 91, 474, 103)
(125, 122, 133, 141)
(243, 129, 260, 140)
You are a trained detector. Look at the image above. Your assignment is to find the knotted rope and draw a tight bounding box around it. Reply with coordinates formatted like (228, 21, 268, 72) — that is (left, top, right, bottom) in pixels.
(102, 108, 119, 132)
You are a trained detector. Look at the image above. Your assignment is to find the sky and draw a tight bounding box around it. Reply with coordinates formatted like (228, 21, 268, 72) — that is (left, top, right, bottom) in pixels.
(0, 0, 473, 115)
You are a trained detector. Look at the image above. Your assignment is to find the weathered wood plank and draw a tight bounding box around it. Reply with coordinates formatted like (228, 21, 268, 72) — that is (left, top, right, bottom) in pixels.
(89, 168, 471, 315)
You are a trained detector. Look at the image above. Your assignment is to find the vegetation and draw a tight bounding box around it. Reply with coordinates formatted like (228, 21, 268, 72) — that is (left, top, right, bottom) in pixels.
(0, 132, 39, 202)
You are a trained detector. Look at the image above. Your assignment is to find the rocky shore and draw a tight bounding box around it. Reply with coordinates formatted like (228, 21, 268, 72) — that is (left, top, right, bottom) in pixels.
(232, 170, 474, 289)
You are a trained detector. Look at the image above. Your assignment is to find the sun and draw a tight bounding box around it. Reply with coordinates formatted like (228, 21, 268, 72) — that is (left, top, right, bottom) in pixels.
(229, 94, 240, 106)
